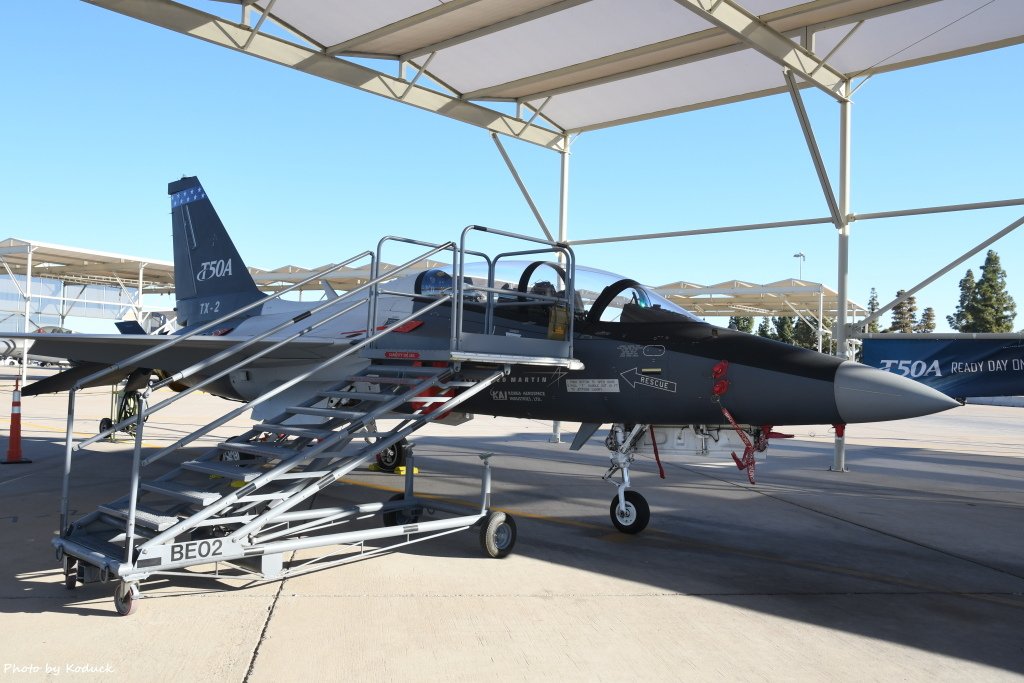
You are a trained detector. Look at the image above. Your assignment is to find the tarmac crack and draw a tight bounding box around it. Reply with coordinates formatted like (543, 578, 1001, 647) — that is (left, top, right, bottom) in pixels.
(241, 554, 290, 683)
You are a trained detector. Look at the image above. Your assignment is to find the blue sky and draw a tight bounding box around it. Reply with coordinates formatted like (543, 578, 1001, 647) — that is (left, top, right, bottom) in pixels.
(2, 1, 1023, 333)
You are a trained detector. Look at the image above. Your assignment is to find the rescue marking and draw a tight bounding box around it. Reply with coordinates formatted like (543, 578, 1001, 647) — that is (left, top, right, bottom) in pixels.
(620, 368, 677, 392)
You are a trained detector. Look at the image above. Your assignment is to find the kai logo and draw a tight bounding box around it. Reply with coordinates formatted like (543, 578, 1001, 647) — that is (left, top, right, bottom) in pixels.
(196, 258, 233, 282)
(878, 359, 942, 378)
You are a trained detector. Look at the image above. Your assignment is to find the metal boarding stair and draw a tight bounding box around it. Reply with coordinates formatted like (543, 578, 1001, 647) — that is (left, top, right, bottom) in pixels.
(53, 226, 581, 615)
(59, 359, 506, 592)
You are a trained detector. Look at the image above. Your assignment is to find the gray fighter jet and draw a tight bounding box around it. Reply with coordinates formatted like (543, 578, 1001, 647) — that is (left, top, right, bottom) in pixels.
(14, 177, 957, 533)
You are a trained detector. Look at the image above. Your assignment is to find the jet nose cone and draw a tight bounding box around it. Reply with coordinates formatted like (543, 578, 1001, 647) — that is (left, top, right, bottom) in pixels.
(834, 361, 960, 423)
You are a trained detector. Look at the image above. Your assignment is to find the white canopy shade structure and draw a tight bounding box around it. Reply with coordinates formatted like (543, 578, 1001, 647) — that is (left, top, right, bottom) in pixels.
(76, 0, 1024, 461)
(0, 237, 175, 331)
(86, 0, 1024, 143)
(657, 278, 865, 318)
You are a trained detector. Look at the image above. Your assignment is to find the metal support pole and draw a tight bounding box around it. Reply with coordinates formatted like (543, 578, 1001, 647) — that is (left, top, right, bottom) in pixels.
(817, 290, 824, 353)
(551, 137, 570, 444)
(490, 133, 555, 242)
(124, 404, 147, 563)
(21, 249, 32, 385)
(833, 85, 852, 473)
(59, 390, 77, 535)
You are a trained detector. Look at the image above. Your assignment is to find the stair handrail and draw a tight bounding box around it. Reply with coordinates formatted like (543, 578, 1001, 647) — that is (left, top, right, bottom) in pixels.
(370, 235, 492, 353)
(71, 251, 376, 393)
(457, 225, 577, 357)
(133, 271, 455, 467)
(79, 243, 455, 446)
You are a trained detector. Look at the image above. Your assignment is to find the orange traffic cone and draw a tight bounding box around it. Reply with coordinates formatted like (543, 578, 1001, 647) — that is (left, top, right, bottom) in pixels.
(3, 380, 30, 465)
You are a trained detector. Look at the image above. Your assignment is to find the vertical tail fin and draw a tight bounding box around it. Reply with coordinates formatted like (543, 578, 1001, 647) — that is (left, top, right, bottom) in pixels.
(169, 177, 265, 328)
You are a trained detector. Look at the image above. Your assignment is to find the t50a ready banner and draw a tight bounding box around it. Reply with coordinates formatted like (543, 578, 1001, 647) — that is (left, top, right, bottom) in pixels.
(862, 337, 1024, 399)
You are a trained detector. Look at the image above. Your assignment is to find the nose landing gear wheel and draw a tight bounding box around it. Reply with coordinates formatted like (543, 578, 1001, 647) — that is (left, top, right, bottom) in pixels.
(479, 511, 516, 558)
(113, 582, 139, 616)
(610, 490, 650, 534)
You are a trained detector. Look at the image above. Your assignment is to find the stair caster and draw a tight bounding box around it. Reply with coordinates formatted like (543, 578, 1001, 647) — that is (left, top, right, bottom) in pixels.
(479, 511, 516, 559)
(113, 582, 140, 617)
(62, 556, 78, 591)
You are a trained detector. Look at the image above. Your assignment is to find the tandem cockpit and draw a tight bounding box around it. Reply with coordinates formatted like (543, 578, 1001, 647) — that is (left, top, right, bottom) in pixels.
(400, 261, 703, 332)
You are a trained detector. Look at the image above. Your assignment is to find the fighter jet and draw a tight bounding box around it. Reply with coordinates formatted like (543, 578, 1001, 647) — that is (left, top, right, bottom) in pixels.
(14, 177, 957, 534)
(0, 326, 74, 367)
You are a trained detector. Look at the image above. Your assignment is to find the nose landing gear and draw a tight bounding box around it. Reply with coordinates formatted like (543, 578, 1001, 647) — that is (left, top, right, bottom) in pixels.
(603, 423, 651, 534)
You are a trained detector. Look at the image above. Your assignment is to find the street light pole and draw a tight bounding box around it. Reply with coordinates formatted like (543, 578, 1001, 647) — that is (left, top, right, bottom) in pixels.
(793, 252, 806, 280)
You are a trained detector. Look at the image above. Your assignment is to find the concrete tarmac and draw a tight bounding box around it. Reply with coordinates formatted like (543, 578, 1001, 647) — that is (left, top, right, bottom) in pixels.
(0, 368, 1022, 681)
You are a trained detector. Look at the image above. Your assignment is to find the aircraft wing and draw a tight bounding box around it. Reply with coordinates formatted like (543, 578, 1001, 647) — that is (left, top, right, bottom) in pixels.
(5, 333, 352, 396)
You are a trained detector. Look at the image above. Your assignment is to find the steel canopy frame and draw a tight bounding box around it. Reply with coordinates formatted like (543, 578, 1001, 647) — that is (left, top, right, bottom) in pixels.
(81, 0, 1024, 469)
(0, 240, 176, 383)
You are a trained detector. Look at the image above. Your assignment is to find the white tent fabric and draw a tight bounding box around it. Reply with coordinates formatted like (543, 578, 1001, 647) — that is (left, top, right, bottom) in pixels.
(88, 0, 1024, 139)
(255, 0, 1024, 132)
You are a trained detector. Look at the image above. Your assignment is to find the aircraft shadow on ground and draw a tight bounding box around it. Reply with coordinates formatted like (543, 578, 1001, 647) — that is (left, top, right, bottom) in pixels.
(2, 435, 1023, 673)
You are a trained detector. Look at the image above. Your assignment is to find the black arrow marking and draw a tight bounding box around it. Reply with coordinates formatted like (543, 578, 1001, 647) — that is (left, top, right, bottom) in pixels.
(620, 368, 677, 393)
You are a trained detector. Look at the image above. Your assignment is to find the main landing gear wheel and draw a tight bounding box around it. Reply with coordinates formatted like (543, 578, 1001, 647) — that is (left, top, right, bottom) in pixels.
(382, 493, 420, 527)
(98, 417, 113, 435)
(375, 439, 410, 473)
(479, 511, 517, 559)
(610, 490, 650, 535)
(113, 582, 140, 617)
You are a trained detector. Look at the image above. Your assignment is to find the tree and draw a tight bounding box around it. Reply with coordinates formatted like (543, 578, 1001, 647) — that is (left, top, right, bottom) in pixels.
(914, 307, 936, 333)
(756, 317, 772, 339)
(793, 317, 819, 350)
(888, 290, 917, 333)
(964, 250, 1017, 332)
(728, 316, 754, 333)
(772, 316, 795, 345)
(947, 269, 976, 331)
(866, 288, 881, 334)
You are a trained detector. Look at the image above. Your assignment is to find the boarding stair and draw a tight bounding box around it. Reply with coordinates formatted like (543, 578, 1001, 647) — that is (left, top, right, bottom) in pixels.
(52, 226, 581, 615)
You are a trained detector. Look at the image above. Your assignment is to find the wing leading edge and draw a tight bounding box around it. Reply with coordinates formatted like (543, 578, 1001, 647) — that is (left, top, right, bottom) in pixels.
(7, 333, 350, 396)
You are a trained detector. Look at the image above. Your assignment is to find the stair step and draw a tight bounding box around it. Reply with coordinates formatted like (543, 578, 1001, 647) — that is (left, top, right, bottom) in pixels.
(141, 481, 221, 507)
(218, 441, 296, 459)
(348, 376, 425, 386)
(286, 406, 369, 419)
(404, 394, 455, 403)
(64, 531, 125, 560)
(360, 364, 448, 376)
(320, 390, 392, 402)
(97, 501, 180, 532)
(181, 460, 263, 482)
(257, 424, 335, 440)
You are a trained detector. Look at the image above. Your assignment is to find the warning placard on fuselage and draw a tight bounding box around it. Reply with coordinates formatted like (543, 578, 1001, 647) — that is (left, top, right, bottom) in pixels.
(565, 379, 620, 393)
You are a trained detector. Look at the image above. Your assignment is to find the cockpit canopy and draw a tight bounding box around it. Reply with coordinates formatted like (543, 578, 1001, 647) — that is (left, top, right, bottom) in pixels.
(407, 261, 702, 325)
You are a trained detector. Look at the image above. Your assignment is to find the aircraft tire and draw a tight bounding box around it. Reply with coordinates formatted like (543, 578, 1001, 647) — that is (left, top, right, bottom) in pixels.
(382, 493, 420, 527)
(610, 490, 650, 534)
(479, 511, 516, 559)
(375, 439, 409, 473)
